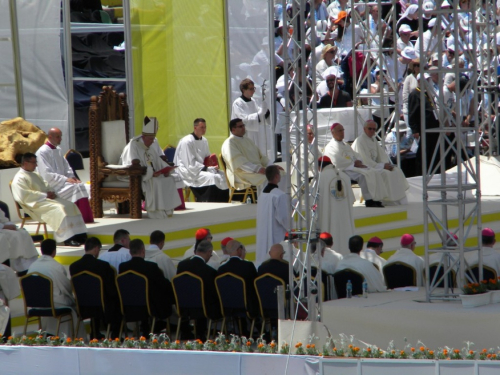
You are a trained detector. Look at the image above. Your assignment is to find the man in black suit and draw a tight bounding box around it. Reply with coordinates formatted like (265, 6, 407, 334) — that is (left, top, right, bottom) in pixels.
(119, 239, 173, 331)
(217, 240, 258, 316)
(69, 237, 120, 338)
(257, 243, 289, 286)
(177, 240, 221, 338)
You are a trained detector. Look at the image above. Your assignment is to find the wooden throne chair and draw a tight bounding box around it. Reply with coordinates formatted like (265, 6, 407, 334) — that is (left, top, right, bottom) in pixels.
(88, 86, 146, 219)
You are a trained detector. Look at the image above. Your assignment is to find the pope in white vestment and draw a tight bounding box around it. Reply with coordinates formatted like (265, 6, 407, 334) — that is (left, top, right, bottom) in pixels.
(11, 157, 87, 243)
(256, 167, 289, 266)
(351, 122, 408, 204)
(0, 208, 38, 272)
(119, 117, 181, 219)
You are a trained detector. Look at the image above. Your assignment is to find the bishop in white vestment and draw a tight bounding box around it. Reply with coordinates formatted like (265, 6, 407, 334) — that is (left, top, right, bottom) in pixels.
(352, 121, 408, 204)
(35, 127, 94, 223)
(384, 234, 424, 286)
(119, 117, 181, 219)
(11, 153, 87, 244)
(256, 166, 289, 266)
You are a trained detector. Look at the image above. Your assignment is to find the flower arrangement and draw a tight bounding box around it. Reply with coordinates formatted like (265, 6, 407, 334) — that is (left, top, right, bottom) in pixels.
(462, 282, 487, 295)
(3, 331, 500, 361)
(485, 277, 500, 291)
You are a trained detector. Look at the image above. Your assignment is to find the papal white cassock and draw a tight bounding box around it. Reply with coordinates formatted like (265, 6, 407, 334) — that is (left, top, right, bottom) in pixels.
(0, 264, 20, 335)
(317, 164, 355, 256)
(119, 136, 181, 219)
(231, 97, 274, 161)
(352, 133, 408, 203)
(0, 209, 38, 272)
(173, 134, 228, 190)
(36, 143, 89, 203)
(11, 169, 87, 242)
(324, 139, 389, 202)
(256, 185, 289, 266)
(336, 254, 387, 292)
(221, 134, 270, 189)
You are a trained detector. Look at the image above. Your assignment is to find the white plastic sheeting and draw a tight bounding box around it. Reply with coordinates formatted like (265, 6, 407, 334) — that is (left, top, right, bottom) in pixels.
(0, 0, 69, 149)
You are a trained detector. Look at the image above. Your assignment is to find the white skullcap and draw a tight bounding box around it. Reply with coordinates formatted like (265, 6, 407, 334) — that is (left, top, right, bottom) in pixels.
(322, 66, 342, 79)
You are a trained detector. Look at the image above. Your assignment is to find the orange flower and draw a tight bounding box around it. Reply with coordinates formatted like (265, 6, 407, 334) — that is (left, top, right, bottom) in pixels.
(125, 337, 129, 341)
(152, 339, 158, 344)
(420, 346, 425, 352)
(140, 336, 146, 341)
(453, 349, 460, 354)
(306, 344, 311, 349)
(443, 349, 448, 355)
(481, 280, 488, 284)
(115, 338, 120, 342)
(258, 343, 264, 348)
(367, 348, 371, 352)
(354, 347, 359, 352)
(333, 347, 337, 351)
(270, 342, 276, 348)
(487, 354, 492, 358)
(411, 347, 415, 352)
(391, 350, 395, 354)
(469, 350, 474, 354)
(311, 344, 315, 349)
(55, 336, 60, 340)
(429, 350, 434, 355)
(165, 341, 169, 345)
(295, 342, 302, 348)
(66, 338, 72, 343)
(348, 344, 353, 349)
(492, 354, 497, 359)
(39, 335, 43, 339)
(400, 350, 405, 355)
(246, 341, 251, 346)
(482, 349, 488, 353)
(175, 340, 180, 345)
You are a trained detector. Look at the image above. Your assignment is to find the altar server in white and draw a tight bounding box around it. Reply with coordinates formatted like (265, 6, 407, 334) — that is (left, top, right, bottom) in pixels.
(324, 123, 388, 207)
(119, 117, 181, 218)
(317, 156, 355, 256)
(0, 264, 20, 335)
(231, 78, 274, 160)
(352, 120, 408, 204)
(174, 118, 228, 202)
(36, 127, 94, 223)
(0, 208, 38, 273)
(384, 234, 424, 286)
(11, 153, 87, 246)
(256, 165, 289, 266)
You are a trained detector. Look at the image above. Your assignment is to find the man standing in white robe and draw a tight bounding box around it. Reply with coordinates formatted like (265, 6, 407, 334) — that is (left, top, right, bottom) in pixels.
(36, 127, 94, 223)
(352, 120, 408, 205)
(317, 156, 355, 255)
(256, 165, 289, 267)
(119, 117, 181, 218)
(384, 234, 424, 286)
(11, 153, 87, 246)
(324, 123, 388, 207)
(174, 118, 229, 202)
(222, 118, 279, 192)
(231, 78, 274, 161)
(0, 208, 38, 273)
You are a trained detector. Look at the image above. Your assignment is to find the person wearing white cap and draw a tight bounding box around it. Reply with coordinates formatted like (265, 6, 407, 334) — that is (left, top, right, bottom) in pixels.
(315, 44, 339, 85)
(396, 4, 419, 39)
(317, 66, 353, 109)
(415, 18, 445, 58)
(119, 116, 181, 218)
(396, 24, 413, 55)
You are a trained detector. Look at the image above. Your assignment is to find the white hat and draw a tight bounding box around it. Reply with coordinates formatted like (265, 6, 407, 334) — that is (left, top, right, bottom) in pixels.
(416, 72, 430, 80)
(142, 116, 158, 136)
(317, 20, 329, 33)
(427, 18, 436, 28)
(431, 52, 439, 61)
(322, 66, 342, 79)
(400, 4, 418, 19)
(447, 44, 455, 52)
(398, 24, 412, 34)
(441, 0, 451, 7)
(459, 18, 470, 31)
(423, 1, 435, 11)
(395, 120, 409, 132)
(401, 46, 417, 60)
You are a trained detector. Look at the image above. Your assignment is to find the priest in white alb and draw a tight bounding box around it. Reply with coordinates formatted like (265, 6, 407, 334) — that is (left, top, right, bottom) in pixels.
(324, 122, 388, 208)
(0, 264, 21, 336)
(174, 118, 229, 202)
(0, 208, 38, 273)
(221, 118, 277, 192)
(256, 165, 289, 266)
(317, 156, 355, 255)
(352, 120, 408, 204)
(119, 117, 181, 218)
(35, 127, 94, 223)
(11, 153, 88, 246)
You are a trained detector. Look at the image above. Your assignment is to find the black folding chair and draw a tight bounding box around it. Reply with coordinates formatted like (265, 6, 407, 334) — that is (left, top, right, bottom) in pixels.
(20, 272, 74, 338)
(332, 269, 364, 299)
(428, 264, 456, 288)
(71, 271, 110, 339)
(254, 273, 286, 336)
(468, 265, 497, 283)
(215, 272, 256, 338)
(383, 262, 417, 289)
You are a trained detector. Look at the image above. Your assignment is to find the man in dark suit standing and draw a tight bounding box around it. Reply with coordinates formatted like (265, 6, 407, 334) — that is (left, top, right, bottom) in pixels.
(257, 243, 289, 286)
(119, 239, 173, 329)
(69, 237, 120, 338)
(177, 240, 221, 338)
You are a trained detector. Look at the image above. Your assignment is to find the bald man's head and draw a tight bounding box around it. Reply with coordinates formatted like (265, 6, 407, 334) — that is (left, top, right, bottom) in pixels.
(269, 244, 285, 260)
(47, 127, 62, 146)
(226, 239, 246, 259)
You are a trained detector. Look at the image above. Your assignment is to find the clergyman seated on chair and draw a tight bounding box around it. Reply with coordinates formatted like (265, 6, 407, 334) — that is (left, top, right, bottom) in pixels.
(98, 229, 132, 272)
(257, 244, 289, 286)
(173, 118, 229, 202)
(384, 234, 424, 286)
(145, 230, 176, 281)
(11, 153, 88, 247)
(335, 235, 386, 292)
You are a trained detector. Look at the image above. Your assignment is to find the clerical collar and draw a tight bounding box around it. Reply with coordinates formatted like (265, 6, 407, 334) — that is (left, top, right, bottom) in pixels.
(108, 244, 123, 252)
(263, 183, 278, 193)
(45, 141, 57, 149)
(191, 132, 202, 141)
(240, 95, 251, 102)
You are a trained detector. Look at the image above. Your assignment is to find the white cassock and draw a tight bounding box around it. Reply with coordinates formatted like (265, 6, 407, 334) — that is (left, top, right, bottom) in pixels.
(119, 136, 181, 219)
(99, 248, 131, 273)
(221, 134, 270, 189)
(352, 133, 408, 203)
(335, 254, 387, 292)
(182, 244, 222, 270)
(360, 248, 387, 276)
(27, 255, 84, 336)
(11, 169, 87, 243)
(35, 143, 89, 203)
(256, 186, 289, 267)
(173, 134, 228, 189)
(0, 264, 19, 335)
(231, 96, 274, 161)
(384, 248, 424, 286)
(291, 141, 316, 185)
(465, 247, 500, 279)
(0, 209, 38, 272)
(317, 164, 355, 256)
(322, 248, 343, 275)
(324, 139, 389, 202)
(145, 244, 177, 281)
